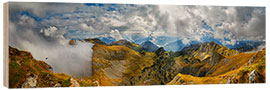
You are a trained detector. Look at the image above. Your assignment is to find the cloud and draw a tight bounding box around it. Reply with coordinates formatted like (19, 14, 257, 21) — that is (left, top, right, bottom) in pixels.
(79, 23, 95, 31)
(39, 26, 68, 45)
(110, 29, 123, 40)
(182, 38, 190, 44)
(9, 14, 94, 78)
(9, 2, 84, 17)
(158, 5, 265, 45)
(9, 3, 265, 45)
(213, 7, 265, 41)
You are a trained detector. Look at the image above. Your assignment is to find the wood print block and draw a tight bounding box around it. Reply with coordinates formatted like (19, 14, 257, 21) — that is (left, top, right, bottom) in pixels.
(3, 2, 266, 88)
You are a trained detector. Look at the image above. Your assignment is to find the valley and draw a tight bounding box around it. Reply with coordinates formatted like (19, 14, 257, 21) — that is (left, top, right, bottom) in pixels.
(8, 38, 265, 88)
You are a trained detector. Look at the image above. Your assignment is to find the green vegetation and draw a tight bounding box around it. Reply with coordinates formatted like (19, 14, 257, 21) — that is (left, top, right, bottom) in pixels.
(8, 39, 265, 87)
(8, 46, 73, 88)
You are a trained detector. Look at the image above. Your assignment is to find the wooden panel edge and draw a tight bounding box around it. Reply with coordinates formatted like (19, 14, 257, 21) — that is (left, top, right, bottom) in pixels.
(3, 2, 9, 88)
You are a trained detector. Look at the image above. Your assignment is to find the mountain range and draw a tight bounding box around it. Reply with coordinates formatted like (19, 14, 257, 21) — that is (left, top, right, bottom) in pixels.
(88, 36, 265, 52)
(8, 38, 265, 88)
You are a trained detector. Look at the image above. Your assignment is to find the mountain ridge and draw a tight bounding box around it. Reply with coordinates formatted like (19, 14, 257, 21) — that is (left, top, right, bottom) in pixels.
(168, 48, 265, 84)
(9, 38, 265, 87)
(140, 41, 159, 52)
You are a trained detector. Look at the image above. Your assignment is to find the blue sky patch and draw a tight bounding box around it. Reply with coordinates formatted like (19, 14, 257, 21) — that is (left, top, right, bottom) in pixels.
(19, 11, 43, 21)
(85, 3, 105, 7)
(201, 20, 214, 31)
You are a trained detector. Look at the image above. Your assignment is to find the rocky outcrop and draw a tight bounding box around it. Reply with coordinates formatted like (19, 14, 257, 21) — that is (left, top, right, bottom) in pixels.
(70, 78, 80, 87)
(54, 83, 62, 87)
(9, 46, 73, 88)
(21, 74, 38, 88)
(155, 47, 166, 56)
(69, 40, 76, 45)
(249, 70, 257, 83)
(248, 55, 256, 65)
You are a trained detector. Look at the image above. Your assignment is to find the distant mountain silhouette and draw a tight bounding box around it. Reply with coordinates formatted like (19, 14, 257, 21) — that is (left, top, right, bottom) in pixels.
(140, 41, 159, 52)
(164, 40, 184, 52)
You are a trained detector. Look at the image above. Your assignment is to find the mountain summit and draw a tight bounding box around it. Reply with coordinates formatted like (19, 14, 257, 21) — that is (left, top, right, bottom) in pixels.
(140, 41, 159, 52)
(110, 39, 142, 51)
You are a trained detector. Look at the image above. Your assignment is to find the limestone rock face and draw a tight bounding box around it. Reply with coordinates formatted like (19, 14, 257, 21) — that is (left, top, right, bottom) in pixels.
(21, 74, 38, 88)
(248, 55, 256, 65)
(54, 83, 62, 87)
(249, 70, 257, 83)
(70, 78, 80, 87)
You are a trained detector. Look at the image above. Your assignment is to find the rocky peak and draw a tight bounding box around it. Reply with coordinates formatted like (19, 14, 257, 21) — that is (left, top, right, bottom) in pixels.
(110, 39, 142, 51)
(140, 41, 159, 52)
(68, 38, 107, 45)
(207, 52, 225, 66)
(155, 47, 166, 56)
(111, 39, 131, 45)
(194, 42, 238, 57)
(84, 38, 107, 45)
(69, 40, 76, 45)
(249, 70, 257, 83)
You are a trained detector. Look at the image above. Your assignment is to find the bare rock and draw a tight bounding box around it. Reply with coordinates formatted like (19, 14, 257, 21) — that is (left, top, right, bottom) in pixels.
(249, 70, 257, 83)
(21, 74, 38, 88)
(70, 78, 80, 87)
(54, 83, 62, 87)
(226, 77, 231, 84)
(248, 55, 256, 65)
(93, 81, 100, 86)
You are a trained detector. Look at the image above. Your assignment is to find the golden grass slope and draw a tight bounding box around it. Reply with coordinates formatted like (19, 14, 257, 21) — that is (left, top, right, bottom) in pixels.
(8, 46, 73, 88)
(168, 48, 265, 85)
(91, 44, 155, 86)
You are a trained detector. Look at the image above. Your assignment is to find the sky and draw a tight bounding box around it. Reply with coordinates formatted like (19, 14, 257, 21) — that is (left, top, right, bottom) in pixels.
(9, 2, 265, 46)
(8, 2, 265, 77)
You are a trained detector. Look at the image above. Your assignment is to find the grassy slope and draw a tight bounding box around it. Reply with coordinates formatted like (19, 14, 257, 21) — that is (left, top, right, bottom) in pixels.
(172, 42, 242, 77)
(91, 44, 155, 86)
(9, 40, 265, 87)
(8, 46, 73, 88)
(168, 48, 265, 85)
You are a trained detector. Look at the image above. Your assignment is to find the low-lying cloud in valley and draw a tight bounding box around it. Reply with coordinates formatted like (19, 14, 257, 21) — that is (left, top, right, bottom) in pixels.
(9, 15, 94, 77)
